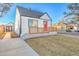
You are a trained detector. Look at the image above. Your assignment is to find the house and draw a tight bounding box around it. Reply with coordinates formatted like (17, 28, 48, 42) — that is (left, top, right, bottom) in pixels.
(0, 22, 14, 33)
(56, 20, 78, 31)
(0, 25, 5, 33)
(52, 20, 66, 31)
(14, 6, 52, 37)
(66, 21, 78, 31)
(5, 22, 14, 32)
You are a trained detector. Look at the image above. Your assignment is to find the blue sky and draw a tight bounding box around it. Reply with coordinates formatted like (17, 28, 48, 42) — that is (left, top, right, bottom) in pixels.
(0, 3, 69, 25)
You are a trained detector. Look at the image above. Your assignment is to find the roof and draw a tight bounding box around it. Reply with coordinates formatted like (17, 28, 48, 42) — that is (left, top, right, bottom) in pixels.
(17, 6, 45, 18)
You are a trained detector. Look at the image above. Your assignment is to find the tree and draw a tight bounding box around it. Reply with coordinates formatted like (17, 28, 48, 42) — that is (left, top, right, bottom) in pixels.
(64, 3, 79, 22)
(0, 3, 13, 17)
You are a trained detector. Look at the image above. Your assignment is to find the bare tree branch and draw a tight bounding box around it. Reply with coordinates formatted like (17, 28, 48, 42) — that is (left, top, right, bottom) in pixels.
(0, 3, 13, 17)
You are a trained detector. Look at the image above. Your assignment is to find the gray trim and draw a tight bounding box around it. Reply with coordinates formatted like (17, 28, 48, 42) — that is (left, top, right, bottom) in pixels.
(22, 16, 50, 21)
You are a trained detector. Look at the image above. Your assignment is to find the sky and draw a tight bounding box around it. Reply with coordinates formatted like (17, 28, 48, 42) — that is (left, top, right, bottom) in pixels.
(0, 3, 69, 25)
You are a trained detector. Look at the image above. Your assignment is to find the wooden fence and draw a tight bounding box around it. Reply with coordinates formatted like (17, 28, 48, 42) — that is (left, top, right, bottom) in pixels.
(29, 27, 53, 34)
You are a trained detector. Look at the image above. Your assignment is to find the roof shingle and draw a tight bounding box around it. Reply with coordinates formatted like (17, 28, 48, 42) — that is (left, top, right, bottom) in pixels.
(17, 6, 44, 18)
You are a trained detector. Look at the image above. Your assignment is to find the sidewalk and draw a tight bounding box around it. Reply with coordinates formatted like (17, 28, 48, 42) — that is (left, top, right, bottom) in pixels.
(21, 32, 57, 40)
(3, 32, 11, 39)
(0, 38, 38, 56)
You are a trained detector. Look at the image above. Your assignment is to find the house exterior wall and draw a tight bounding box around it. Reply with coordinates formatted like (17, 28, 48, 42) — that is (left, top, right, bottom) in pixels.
(0, 25, 5, 33)
(21, 16, 52, 28)
(38, 20, 52, 32)
(40, 14, 50, 21)
(40, 14, 52, 32)
(38, 20, 44, 27)
(20, 16, 42, 35)
(20, 16, 52, 36)
(48, 21, 52, 27)
(14, 8, 21, 36)
(20, 16, 29, 36)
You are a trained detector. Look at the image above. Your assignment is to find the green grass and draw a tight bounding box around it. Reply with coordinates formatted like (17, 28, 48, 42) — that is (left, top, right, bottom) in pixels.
(25, 35, 79, 56)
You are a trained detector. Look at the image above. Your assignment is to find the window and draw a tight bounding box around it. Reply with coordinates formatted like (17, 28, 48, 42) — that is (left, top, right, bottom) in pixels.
(28, 19, 38, 34)
(29, 19, 38, 27)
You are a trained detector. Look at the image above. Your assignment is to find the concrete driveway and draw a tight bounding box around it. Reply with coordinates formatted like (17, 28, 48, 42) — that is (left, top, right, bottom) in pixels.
(58, 31, 79, 39)
(0, 38, 38, 56)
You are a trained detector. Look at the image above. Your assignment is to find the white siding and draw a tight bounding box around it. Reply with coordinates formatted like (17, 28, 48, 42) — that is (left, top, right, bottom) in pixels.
(25, 17, 45, 28)
(40, 14, 52, 28)
(40, 14, 50, 20)
(21, 16, 29, 36)
(38, 20, 44, 27)
(24, 17, 52, 28)
(17, 16, 52, 36)
(20, 16, 45, 36)
(48, 21, 52, 27)
(14, 8, 20, 36)
(38, 20, 52, 28)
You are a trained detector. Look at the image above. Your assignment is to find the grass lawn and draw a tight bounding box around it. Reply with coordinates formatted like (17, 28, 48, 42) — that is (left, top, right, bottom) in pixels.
(25, 35, 79, 56)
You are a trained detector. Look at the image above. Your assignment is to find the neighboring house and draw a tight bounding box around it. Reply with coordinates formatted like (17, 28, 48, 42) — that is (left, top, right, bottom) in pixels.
(52, 20, 66, 31)
(5, 22, 14, 32)
(14, 6, 52, 37)
(57, 20, 78, 31)
(0, 22, 14, 33)
(66, 22, 78, 31)
(0, 25, 5, 33)
(52, 24, 60, 31)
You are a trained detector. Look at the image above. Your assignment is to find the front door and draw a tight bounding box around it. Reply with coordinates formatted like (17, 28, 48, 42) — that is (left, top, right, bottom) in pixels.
(44, 21, 48, 31)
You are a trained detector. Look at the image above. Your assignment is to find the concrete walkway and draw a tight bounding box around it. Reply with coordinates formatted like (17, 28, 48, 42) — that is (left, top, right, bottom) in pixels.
(21, 32, 57, 40)
(3, 32, 11, 39)
(0, 38, 38, 56)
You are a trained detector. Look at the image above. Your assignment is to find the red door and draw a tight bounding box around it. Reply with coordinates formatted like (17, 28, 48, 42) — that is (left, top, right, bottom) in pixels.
(44, 21, 48, 31)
